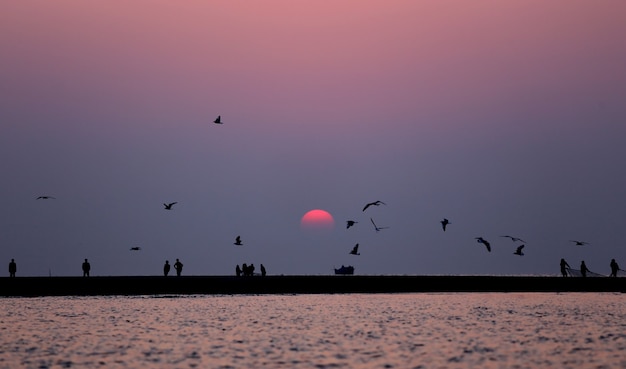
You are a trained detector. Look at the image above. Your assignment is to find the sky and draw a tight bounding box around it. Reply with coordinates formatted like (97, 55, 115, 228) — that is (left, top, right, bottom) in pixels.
(1, 1, 626, 276)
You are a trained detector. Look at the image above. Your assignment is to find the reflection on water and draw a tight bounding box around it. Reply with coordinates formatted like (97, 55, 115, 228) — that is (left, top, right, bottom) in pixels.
(1, 293, 625, 368)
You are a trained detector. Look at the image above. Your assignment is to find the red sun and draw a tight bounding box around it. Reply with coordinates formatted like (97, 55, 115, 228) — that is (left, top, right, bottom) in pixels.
(300, 209, 335, 231)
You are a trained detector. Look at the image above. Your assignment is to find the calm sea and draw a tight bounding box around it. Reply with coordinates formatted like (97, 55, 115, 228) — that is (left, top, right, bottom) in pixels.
(1, 293, 625, 369)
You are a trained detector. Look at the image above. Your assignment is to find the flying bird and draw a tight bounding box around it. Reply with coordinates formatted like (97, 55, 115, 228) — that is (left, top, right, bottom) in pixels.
(234, 236, 243, 246)
(213, 115, 222, 124)
(36, 196, 56, 200)
(130, 247, 142, 251)
(370, 218, 389, 232)
(346, 220, 358, 229)
(501, 235, 526, 243)
(475, 237, 491, 252)
(441, 218, 450, 231)
(513, 244, 525, 256)
(570, 240, 589, 246)
(163, 202, 177, 210)
(349, 243, 360, 255)
(362, 201, 386, 212)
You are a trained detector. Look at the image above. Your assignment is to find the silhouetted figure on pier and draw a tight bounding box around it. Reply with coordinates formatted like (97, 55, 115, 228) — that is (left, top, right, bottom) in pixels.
(610, 259, 619, 277)
(163, 260, 171, 276)
(82, 259, 91, 277)
(580, 261, 589, 277)
(236, 264, 242, 277)
(560, 259, 570, 277)
(9, 259, 16, 277)
(260, 264, 266, 277)
(174, 259, 183, 276)
(241, 263, 255, 276)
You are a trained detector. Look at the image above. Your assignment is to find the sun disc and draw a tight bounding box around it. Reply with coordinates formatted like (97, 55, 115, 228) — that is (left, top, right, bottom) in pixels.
(301, 209, 335, 231)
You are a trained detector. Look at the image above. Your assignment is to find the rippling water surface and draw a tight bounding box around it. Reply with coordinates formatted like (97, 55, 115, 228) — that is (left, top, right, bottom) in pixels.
(1, 293, 625, 368)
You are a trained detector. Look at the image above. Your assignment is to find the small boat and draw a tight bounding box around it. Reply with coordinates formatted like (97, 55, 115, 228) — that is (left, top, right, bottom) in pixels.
(334, 265, 354, 275)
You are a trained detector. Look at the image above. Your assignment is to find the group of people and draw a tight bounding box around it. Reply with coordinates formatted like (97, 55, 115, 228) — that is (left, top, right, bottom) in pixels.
(5, 258, 622, 277)
(560, 258, 621, 277)
(163, 259, 184, 276)
(236, 263, 266, 277)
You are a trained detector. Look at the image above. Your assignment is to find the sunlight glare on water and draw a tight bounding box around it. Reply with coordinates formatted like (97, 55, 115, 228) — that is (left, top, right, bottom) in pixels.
(1, 293, 626, 368)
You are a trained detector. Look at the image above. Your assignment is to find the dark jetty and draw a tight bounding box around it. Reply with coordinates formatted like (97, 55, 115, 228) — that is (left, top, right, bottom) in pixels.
(2, 276, 625, 297)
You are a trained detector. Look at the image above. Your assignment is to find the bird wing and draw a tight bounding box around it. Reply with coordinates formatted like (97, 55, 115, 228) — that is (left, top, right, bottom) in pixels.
(370, 218, 377, 227)
(362, 203, 371, 211)
(485, 242, 491, 252)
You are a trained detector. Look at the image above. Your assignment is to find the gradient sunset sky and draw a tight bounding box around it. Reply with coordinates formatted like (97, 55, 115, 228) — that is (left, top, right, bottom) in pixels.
(1, 1, 625, 276)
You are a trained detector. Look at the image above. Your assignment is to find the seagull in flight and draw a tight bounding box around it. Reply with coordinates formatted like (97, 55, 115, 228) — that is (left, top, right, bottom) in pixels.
(475, 237, 491, 252)
(501, 235, 525, 243)
(213, 115, 222, 124)
(441, 218, 450, 232)
(349, 243, 360, 255)
(362, 200, 386, 212)
(130, 247, 142, 251)
(370, 218, 389, 232)
(570, 240, 589, 246)
(513, 245, 525, 256)
(234, 236, 243, 246)
(163, 202, 177, 210)
(36, 196, 56, 200)
(346, 220, 358, 229)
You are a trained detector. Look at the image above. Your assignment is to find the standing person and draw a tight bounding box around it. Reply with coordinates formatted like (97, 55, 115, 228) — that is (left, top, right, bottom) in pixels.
(610, 259, 620, 277)
(580, 260, 589, 277)
(235, 264, 242, 277)
(82, 259, 91, 277)
(260, 264, 266, 277)
(560, 258, 570, 277)
(163, 260, 171, 277)
(174, 258, 183, 276)
(8, 258, 17, 277)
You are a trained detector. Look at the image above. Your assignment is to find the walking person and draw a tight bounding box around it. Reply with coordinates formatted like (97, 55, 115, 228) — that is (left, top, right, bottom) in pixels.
(174, 258, 183, 276)
(8, 259, 16, 277)
(82, 259, 91, 277)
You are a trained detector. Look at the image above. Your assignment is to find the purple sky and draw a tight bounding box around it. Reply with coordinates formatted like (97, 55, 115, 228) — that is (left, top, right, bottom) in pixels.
(1, 1, 626, 276)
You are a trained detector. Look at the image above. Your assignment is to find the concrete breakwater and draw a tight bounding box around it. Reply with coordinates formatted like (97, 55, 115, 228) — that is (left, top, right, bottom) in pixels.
(1, 275, 625, 297)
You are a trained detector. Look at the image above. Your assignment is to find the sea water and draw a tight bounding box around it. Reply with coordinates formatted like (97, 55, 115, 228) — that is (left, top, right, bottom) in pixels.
(1, 293, 625, 369)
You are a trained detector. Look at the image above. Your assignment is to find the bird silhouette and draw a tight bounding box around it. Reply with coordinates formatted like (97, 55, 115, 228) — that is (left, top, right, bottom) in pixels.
(36, 196, 56, 200)
(370, 218, 389, 232)
(213, 115, 222, 124)
(346, 220, 358, 229)
(130, 247, 142, 251)
(475, 237, 491, 252)
(441, 218, 450, 231)
(362, 200, 386, 212)
(501, 235, 525, 243)
(513, 244, 525, 256)
(570, 240, 589, 246)
(349, 243, 360, 255)
(234, 236, 242, 246)
(163, 202, 177, 210)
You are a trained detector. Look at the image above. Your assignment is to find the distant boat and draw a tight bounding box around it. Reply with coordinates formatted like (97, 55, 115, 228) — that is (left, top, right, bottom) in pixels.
(334, 265, 354, 275)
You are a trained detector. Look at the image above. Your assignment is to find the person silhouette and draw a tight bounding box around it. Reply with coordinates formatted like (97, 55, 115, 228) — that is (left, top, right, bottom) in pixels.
(174, 258, 183, 276)
(580, 260, 589, 277)
(236, 264, 242, 277)
(82, 259, 91, 277)
(9, 259, 17, 277)
(260, 264, 266, 277)
(560, 258, 570, 277)
(610, 259, 619, 277)
(163, 260, 171, 276)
